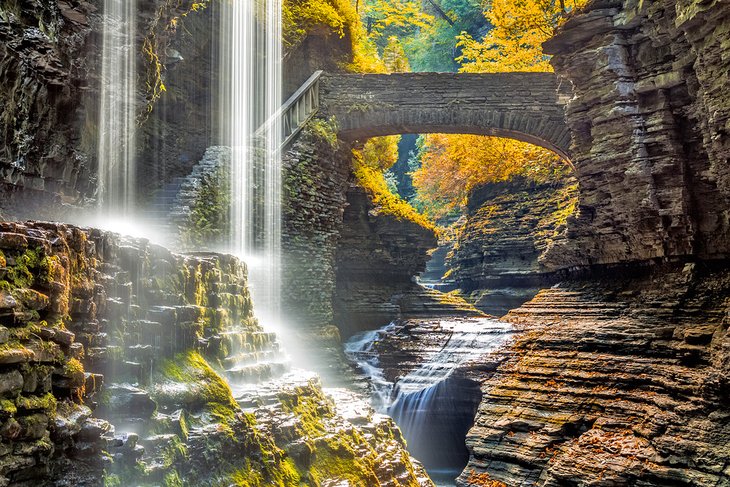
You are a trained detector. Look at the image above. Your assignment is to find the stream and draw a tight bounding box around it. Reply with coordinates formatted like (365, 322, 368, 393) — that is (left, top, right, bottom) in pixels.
(345, 317, 513, 485)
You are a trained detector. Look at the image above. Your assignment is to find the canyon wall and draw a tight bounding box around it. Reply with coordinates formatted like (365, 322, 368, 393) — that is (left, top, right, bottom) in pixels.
(0, 0, 98, 217)
(449, 178, 577, 315)
(541, 0, 730, 269)
(0, 0, 218, 217)
(460, 262, 730, 486)
(457, 1, 730, 484)
(334, 185, 477, 336)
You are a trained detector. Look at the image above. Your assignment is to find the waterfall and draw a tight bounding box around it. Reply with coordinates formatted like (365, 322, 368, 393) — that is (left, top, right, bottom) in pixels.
(97, 0, 138, 217)
(345, 318, 513, 479)
(219, 0, 283, 320)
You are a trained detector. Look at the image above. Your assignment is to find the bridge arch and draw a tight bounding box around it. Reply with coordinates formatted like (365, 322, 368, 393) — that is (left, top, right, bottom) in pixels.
(320, 72, 573, 161)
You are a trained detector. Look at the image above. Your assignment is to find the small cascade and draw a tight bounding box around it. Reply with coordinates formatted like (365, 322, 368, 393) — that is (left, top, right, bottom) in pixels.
(97, 0, 138, 217)
(345, 318, 513, 482)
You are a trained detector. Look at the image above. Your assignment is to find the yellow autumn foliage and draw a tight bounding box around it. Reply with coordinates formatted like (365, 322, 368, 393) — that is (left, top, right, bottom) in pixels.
(413, 0, 584, 218)
(354, 139, 435, 231)
(456, 0, 588, 73)
(283, 0, 386, 72)
(412, 134, 569, 218)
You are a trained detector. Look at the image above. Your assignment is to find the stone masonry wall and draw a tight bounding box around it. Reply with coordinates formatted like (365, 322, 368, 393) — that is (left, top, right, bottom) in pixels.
(281, 122, 352, 345)
(320, 73, 573, 159)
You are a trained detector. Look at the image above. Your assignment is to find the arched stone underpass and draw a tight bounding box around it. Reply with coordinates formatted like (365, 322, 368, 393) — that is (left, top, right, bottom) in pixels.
(319, 72, 573, 161)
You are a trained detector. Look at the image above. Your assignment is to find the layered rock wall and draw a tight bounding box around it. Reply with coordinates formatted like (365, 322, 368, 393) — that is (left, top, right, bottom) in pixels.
(0, 0, 98, 216)
(459, 262, 730, 486)
(0, 0, 220, 217)
(334, 185, 478, 336)
(449, 178, 578, 315)
(281, 123, 352, 332)
(541, 0, 730, 269)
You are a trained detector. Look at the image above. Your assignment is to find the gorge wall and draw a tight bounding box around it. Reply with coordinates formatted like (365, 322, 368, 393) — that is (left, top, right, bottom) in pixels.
(449, 177, 578, 316)
(0, 0, 217, 217)
(460, 262, 730, 486)
(540, 0, 730, 270)
(455, 1, 730, 485)
(334, 184, 477, 337)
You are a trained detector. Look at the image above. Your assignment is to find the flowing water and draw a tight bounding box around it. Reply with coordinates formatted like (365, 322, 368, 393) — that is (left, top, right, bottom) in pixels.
(218, 0, 283, 319)
(345, 318, 513, 483)
(98, 0, 138, 218)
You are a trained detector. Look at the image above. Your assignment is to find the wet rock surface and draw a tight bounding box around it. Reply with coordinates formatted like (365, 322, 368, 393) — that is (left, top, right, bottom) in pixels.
(236, 373, 434, 487)
(459, 262, 730, 486)
(0, 221, 431, 486)
(346, 318, 515, 480)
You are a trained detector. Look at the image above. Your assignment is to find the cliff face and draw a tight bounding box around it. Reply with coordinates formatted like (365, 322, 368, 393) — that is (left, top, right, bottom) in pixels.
(449, 178, 577, 315)
(459, 263, 730, 486)
(541, 0, 730, 269)
(0, 0, 222, 217)
(334, 185, 479, 337)
(0, 0, 97, 216)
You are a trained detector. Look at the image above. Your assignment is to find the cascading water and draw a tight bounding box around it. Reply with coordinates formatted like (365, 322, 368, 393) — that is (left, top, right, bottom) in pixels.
(345, 318, 513, 484)
(218, 0, 283, 320)
(214, 0, 293, 394)
(97, 0, 138, 218)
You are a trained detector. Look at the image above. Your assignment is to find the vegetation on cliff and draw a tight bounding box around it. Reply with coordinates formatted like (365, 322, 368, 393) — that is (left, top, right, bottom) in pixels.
(283, 0, 386, 72)
(412, 135, 572, 218)
(353, 139, 436, 232)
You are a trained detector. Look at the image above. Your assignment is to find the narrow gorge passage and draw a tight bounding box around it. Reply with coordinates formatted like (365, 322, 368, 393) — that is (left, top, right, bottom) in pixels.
(0, 0, 728, 485)
(345, 318, 515, 485)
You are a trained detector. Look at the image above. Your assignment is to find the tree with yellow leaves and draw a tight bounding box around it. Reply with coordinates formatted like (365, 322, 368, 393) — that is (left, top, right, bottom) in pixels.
(411, 134, 570, 218)
(456, 0, 587, 73)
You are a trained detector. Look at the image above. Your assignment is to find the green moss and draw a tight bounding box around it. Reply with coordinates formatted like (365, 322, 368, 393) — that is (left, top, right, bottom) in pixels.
(102, 473, 122, 487)
(228, 457, 300, 487)
(15, 393, 57, 415)
(0, 399, 17, 415)
(163, 471, 184, 487)
(279, 386, 330, 438)
(180, 166, 231, 249)
(152, 350, 238, 421)
(3, 247, 45, 289)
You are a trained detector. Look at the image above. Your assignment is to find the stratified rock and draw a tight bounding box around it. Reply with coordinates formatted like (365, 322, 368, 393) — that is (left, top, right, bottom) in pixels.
(540, 0, 730, 269)
(334, 185, 479, 336)
(449, 177, 578, 315)
(459, 263, 730, 486)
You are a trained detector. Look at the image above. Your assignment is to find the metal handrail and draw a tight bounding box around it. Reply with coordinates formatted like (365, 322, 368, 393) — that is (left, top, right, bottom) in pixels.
(254, 70, 323, 150)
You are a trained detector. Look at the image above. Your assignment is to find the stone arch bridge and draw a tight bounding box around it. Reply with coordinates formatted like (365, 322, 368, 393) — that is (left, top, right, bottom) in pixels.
(318, 72, 573, 160)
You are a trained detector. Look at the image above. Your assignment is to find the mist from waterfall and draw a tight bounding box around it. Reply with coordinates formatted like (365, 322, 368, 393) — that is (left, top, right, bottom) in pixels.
(218, 0, 283, 322)
(97, 0, 138, 218)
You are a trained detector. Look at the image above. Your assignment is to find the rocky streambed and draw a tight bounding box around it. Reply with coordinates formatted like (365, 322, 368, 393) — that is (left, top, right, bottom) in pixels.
(343, 261, 730, 487)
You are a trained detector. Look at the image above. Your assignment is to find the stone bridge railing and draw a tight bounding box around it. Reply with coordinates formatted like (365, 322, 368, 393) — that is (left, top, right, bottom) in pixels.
(319, 72, 573, 160)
